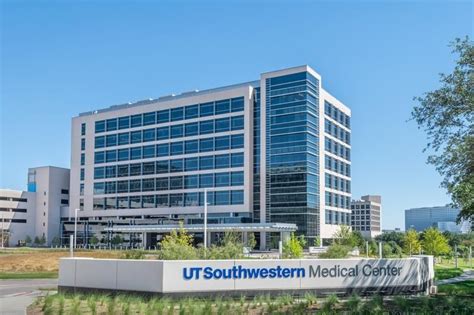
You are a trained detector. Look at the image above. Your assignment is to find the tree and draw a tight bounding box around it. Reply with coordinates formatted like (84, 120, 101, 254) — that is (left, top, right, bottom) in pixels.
(375, 231, 405, 248)
(33, 236, 41, 247)
(25, 235, 32, 246)
(51, 236, 61, 247)
(90, 235, 99, 246)
(159, 222, 198, 260)
(314, 235, 321, 247)
(411, 37, 474, 222)
(39, 235, 46, 246)
(282, 233, 304, 258)
(403, 229, 421, 255)
(246, 232, 256, 250)
(421, 227, 451, 258)
(207, 232, 244, 259)
(111, 235, 123, 246)
(319, 244, 350, 259)
(333, 226, 355, 247)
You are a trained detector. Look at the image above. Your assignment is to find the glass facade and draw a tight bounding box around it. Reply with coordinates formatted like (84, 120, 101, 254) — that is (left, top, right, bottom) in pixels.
(265, 72, 320, 238)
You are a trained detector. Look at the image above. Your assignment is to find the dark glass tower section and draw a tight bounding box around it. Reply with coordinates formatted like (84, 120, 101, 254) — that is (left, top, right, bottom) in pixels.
(265, 72, 320, 241)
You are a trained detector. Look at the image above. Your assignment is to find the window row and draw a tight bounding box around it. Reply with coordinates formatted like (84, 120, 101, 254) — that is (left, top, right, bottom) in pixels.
(324, 101, 350, 128)
(92, 190, 244, 210)
(95, 97, 245, 133)
(351, 204, 372, 210)
(0, 197, 28, 202)
(325, 173, 351, 193)
(325, 191, 351, 210)
(325, 119, 350, 145)
(94, 153, 244, 179)
(94, 134, 244, 164)
(95, 115, 244, 148)
(93, 171, 244, 194)
(325, 210, 351, 225)
(325, 138, 350, 161)
(324, 156, 351, 177)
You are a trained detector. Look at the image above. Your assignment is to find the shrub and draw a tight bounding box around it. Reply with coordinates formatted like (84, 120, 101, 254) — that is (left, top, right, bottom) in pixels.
(319, 244, 351, 258)
(159, 222, 199, 260)
(282, 233, 304, 258)
(121, 250, 146, 259)
(322, 294, 339, 313)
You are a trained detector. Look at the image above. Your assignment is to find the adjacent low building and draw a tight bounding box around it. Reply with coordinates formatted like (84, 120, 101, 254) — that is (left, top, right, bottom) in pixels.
(0, 166, 70, 246)
(405, 206, 471, 233)
(351, 195, 382, 238)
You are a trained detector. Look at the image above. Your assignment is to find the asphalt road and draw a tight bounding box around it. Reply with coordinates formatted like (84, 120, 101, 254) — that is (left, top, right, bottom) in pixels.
(0, 279, 57, 315)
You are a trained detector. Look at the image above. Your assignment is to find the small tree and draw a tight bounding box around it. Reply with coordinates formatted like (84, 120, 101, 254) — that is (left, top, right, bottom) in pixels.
(111, 235, 123, 246)
(39, 235, 46, 246)
(33, 236, 41, 247)
(51, 236, 61, 247)
(159, 222, 198, 260)
(314, 235, 321, 247)
(282, 233, 304, 259)
(403, 229, 421, 255)
(421, 227, 451, 258)
(319, 244, 350, 259)
(25, 235, 32, 246)
(90, 235, 99, 246)
(247, 232, 256, 250)
(333, 226, 355, 247)
(207, 232, 244, 259)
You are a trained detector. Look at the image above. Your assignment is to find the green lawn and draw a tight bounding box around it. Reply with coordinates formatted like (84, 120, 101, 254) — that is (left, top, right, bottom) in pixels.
(0, 271, 58, 279)
(435, 266, 464, 280)
(438, 280, 474, 295)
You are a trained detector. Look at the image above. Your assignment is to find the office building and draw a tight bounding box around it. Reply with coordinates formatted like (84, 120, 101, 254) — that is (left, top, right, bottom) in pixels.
(350, 195, 382, 238)
(0, 166, 70, 246)
(405, 206, 471, 233)
(68, 65, 351, 248)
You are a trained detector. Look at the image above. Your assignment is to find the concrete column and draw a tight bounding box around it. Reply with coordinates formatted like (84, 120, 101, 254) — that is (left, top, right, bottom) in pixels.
(243, 232, 248, 246)
(281, 231, 290, 243)
(259, 232, 267, 251)
(206, 232, 211, 247)
(142, 232, 147, 249)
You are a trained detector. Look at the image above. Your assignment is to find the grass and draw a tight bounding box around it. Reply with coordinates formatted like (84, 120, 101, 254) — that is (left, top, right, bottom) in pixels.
(438, 280, 474, 295)
(435, 265, 464, 280)
(0, 271, 58, 279)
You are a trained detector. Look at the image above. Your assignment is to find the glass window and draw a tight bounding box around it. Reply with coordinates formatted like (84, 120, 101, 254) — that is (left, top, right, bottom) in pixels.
(118, 148, 129, 161)
(199, 156, 214, 170)
(118, 132, 130, 145)
(215, 172, 230, 187)
(184, 192, 199, 206)
(81, 138, 86, 151)
(117, 180, 129, 193)
(95, 120, 105, 133)
(156, 177, 169, 190)
(143, 145, 155, 158)
(156, 144, 169, 157)
(94, 167, 105, 179)
(170, 142, 184, 155)
(171, 125, 183, 138)
(200, 102, 214, 117)
(215, 118, 230, 132)
(143, 128, 155, 142)
(231, 171, 244, 186)
(105, 182, 116, 194)
(131, 114, 142, 128)
(185, 157, 198, 171)
(185, 105, 199, 119)
(231, 134, 244, 149)
(81, 153, 85, 165)
(119, 116, 130, 129)
(80, 184, 84, 196)
(80, 168, 84, 181)
(231, 115, 244, 130)
(93, 198, 105, 210)
(215, 154, 230, 169)
(170, 159, 183, 172)
(129, 179, 141, 192)
(129, 196, 141, 208)
(95, 136, 105, 148)
(231, 190, 244, 204)
(157, 126, 169, 140)
(106, 150, 117, 162)
(94, 151, 105, 164)
(129, 163, 141, 176)
(231, 153, 244, 167)
(142, 195, 155, 208)
(142, 178, 155, 191)
(170, 176, 183, 189)
(199, 174, 213, 188)
(215, 99, 230, 115)
(143, 112, 156, 126)
(215, 191, 230, 205)
(106, 134, 117, 147)
(130, 147, 141, 160)
(199, 138, 214, 152)
(185, 140, 198, 154)
(231, 97, 244, 112)
(131, 131, 142, 143)
(170, 193, 183, 207)
(200, 191, 214, 206)
(200, 120, 214, 134)
(185, 122, 198, 136)
(184, 175, 198, 189)
(106, 119, 117, 131)
(156, 194, 169, 207)
(157, 110, 169, 123)
(142, 162, 155, 175)
(81, 123, 86, 135)
(118, 164, 129, 177)
(105, 165, 117, 178)
(171, 107, 184, 121)
(156, 160, 169, 173)
(215, 136, 230, 150)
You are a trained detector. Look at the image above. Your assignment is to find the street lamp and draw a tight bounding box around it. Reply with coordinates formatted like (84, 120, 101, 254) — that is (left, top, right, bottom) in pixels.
(203, 188, 208, 252)
(74, 208, 79, 249)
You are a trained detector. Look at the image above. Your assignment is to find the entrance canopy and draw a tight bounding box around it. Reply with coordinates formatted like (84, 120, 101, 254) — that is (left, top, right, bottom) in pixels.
(104, 222, 297, 233)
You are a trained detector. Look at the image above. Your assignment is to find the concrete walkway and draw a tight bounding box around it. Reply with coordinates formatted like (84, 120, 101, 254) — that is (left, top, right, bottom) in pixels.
(436, 270, 474, 285)
(0, 279, 57, 315)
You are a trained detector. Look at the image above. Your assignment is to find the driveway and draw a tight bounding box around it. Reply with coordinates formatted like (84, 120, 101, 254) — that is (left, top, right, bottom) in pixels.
(0, 279, 57, 315)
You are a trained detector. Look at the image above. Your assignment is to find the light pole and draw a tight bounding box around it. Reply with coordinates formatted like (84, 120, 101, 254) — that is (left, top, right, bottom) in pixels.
(74, 208, 79, 249)
(203, 188, 208, 252)
(1, 213, 4, 249)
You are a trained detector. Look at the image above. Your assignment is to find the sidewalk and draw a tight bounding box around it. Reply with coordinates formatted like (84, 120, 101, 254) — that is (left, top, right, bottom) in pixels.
(436, 270, 474, 285)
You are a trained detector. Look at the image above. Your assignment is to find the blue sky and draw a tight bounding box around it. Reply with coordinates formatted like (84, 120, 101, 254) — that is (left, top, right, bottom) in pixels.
(1, 1, 472, 229)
